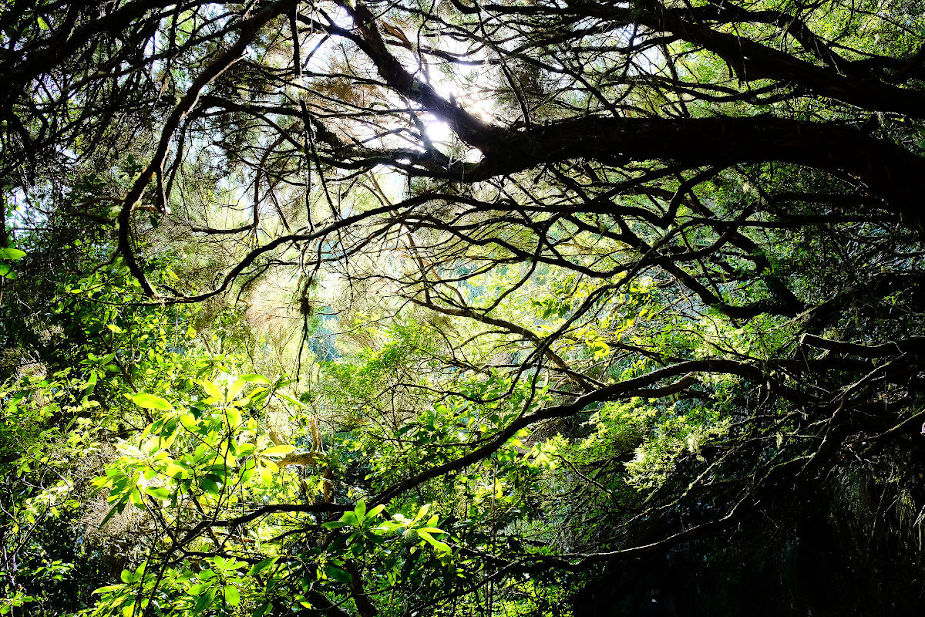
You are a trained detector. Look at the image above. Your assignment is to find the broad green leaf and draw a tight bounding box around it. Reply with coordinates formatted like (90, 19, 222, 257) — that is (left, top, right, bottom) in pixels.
(0, 247, 26, 260)
(226, 407, 242, 428)
(238, 373, 270, 384)
(325, 566, 352, 584)
(372, 521, 403, 534)
(127, 392, 173, 411)
(164, 462, 187, 478)
(193, 591, 214, 613)
(201, 380, 223, 402)
(92, 584, 124, 595)
(226, 381, 246, 401)
(199, 477, 220, 494)
(260, 445, 295, 457)
(199, 568, 217, 581)
(224, 585, 240, 606)
(227, 374, 270, 400)
(84, 370, 98, 393)
(144, 486, 170, 500)
(418, 530, 451, 553)
(252, 602, 272, 617)
(418, 527, 445, 534)
(247, 557, 277, 576)
(258, 460, 278, 482)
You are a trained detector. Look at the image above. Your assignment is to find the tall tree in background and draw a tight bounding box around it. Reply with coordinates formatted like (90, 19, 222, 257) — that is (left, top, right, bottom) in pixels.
(3, 0, 925, 615)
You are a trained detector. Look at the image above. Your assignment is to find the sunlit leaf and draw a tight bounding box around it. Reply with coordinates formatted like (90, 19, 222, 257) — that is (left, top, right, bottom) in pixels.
(247, 557, 277, 576)
(127, 392, 173, 411)
(201, 380, 223, 402)
(260, 445, 295, 457)
(144, 486, 170, 500)
(224, 585, 240, 606)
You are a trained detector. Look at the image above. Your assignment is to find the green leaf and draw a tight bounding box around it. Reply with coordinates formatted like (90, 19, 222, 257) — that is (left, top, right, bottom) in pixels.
(325, 566, 353, 584)
(371, 521, 403, 534)
(226, 381, 246, 402)
(238, 373, 271, 384)
(127, 392, 173, 411)
(92, 584, 124, 595)
(339, 511, 359, 526)
(144, 486, 170, 500)
(227, 374, 270, 400)
(164, 462, 187, 478)
(247, 557, 277, 576)
(417, 527, 445, 534)
(0, 247, 26, 260)
(260, 445, 295, 457)
(226, 407, 242, 428)
(199, 477, 220, 495)
(84, 370, 98, 394)
(418, 530, 451, 553)
(201, 380, 223, 402)
(193, 591, 214, 613)
(199, 568, 217, 581)
(224, 585, 240, 606)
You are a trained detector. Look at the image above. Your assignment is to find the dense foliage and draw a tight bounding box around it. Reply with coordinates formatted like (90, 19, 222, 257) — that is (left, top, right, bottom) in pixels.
(3, 0, 925, 615)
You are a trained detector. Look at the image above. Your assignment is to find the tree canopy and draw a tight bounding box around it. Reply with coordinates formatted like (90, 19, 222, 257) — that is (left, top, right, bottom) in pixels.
(2, 0, 925, 615)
